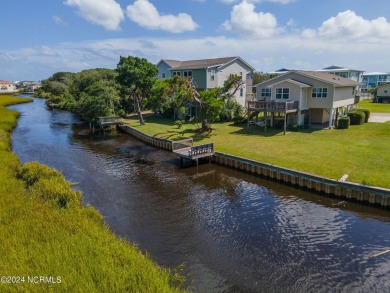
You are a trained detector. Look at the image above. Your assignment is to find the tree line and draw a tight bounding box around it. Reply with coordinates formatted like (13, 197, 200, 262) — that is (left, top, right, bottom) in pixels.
(37, 56, 271, 131)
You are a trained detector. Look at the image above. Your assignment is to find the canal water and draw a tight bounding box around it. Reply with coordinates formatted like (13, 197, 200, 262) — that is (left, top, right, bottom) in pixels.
(10, 97, 390, 293)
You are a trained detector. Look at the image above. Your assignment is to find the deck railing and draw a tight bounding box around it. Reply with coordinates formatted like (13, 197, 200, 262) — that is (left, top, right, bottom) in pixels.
(248, 100, 298, 112)
(172, 138, 193, 151)
(98, 116, 123, 125)
(188, 143, 214, 158)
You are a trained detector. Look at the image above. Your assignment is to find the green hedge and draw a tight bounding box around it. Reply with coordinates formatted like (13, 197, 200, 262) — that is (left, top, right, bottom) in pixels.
(358, 108, 370, 122)
(348, 111, 365, 125)
(337, 117, 350, 129)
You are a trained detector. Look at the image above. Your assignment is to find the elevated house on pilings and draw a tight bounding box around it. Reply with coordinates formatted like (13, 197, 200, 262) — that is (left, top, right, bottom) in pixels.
(250, 70, 363, 132)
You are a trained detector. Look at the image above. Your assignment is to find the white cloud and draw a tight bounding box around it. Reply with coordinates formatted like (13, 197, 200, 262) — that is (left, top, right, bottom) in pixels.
(318, 10, 390, 40)
(2, 33, 390, 81)
(126, 0, 198, 33)
(64, 0, 124, 31)
(4, 9, 390, 81)
(220, 0, 294, 4)
(53, 15, 68, 26)
(223, 1, 279, 37)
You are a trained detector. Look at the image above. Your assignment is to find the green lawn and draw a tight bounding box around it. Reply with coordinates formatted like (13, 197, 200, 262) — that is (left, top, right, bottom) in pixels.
(358, 99, 390, 113)
(129, 114, 390, 189)
(0, 96, 186, 293)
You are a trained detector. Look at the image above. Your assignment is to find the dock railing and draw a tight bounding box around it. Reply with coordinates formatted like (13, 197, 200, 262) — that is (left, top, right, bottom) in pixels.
(98, 116, 123, 126)
(172, 138, 193, 151)
(188, 143, 214, 159)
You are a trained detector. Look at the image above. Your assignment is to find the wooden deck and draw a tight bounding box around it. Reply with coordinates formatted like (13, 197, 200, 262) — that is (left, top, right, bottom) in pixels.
(90, 116, 124, 134)
(248, 100, 298, 113)
(173, 144, 215, 159)
(172, 138, 214, 166)
(247, 101, 299, 135)
(98, 116, 123, 127)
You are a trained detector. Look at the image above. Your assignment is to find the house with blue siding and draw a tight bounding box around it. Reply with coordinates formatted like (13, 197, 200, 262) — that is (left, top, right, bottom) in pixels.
(361, 72, 390, 90)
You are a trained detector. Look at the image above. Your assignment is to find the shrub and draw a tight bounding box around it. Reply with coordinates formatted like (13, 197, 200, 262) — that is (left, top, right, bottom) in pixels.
(162, 107, 174, 119)
(174, 120, 184, 129)
(358, 108, 370, 122)
(19, 161, 60, 187)
(337, 117, 350, 129)
(19, 162, 81, 209)
(232, 115, 247, 125)
(116, 108, 126, 118)
(348, 111, 365, 125)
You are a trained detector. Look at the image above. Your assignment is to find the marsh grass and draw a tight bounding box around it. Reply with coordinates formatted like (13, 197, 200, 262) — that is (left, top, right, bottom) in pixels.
(0, 96, 186, 293)
(128, 114, 390, 189)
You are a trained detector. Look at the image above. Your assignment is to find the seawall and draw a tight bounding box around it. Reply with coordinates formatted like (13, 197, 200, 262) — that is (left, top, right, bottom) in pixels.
(119, 125, 390, 209)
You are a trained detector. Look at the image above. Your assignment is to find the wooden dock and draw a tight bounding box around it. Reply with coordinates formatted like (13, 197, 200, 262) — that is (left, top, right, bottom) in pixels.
(172, 138, 214, 166)
(98, 116, 123, 127)
(91, 116, 124, 134)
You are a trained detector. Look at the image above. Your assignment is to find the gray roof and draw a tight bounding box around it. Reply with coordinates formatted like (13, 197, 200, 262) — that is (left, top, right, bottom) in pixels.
(161, 57, 243, 70)
(294, 70, 363, 86)
(254, 70, 363, 87)
(319, 65, 364, 73)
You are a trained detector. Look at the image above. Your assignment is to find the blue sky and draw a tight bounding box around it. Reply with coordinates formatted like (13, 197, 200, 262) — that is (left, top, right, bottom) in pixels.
(1, 0, 390, 81)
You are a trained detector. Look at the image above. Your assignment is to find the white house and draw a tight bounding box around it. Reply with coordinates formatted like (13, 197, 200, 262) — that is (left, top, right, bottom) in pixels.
(376, 83, 390, 103)
(0, 80, 16, 93)
(318, 65, 364, 83)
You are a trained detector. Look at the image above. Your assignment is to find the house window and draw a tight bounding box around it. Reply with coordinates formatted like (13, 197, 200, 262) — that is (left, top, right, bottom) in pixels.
(240, 88, 243, 97)
(162, 73, 166, 78)
(210, 70, 215, 81)
(183, 71, 192, 78)
(275, 88, 289, 99)
(312, 88, 327, 98)
(172, 71, 181, 77)
(260, 88, 271, 97)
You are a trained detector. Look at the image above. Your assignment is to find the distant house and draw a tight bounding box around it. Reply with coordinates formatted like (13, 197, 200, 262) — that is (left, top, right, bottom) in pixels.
(156, 56, 255, 106)
(26, 83, 41, 92)
(361, 72, 390, 90)
(376, 83, 390, 103)
(318, 65, 364, 83)
(0, 80, 16, 93)
(267, 68, 292, 75)
(251, 70, 363, 129)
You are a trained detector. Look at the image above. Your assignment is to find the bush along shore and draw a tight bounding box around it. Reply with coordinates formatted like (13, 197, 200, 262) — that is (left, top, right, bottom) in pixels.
(0, 95, 186, 292)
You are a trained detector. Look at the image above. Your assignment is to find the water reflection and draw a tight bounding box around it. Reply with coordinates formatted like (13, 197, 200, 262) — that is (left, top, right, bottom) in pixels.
(9, 97, 390, 293)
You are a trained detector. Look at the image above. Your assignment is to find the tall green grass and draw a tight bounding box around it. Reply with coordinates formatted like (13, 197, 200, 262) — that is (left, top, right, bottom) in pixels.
(0, 96, 186, 293)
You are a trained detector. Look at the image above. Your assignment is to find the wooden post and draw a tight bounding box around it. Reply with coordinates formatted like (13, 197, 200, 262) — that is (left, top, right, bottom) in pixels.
(284, 113, 287, 135)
